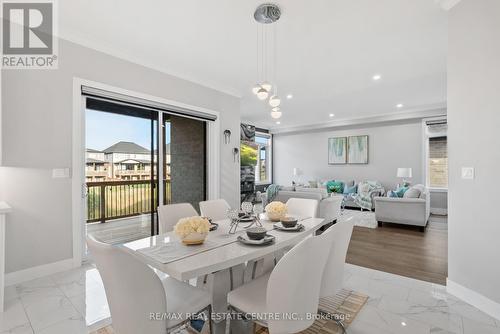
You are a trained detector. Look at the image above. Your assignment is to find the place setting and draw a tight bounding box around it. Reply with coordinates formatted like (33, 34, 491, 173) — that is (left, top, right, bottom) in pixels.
(262, 201, 305, 232)
(273, 216, 305, 232)
(220, 201, 276, 246)
(237, 226, 275, 246)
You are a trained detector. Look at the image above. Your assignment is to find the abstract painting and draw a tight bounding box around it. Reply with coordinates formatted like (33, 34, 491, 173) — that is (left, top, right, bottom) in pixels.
(328, 137, 347, 164)
(348, 135, 369, 164)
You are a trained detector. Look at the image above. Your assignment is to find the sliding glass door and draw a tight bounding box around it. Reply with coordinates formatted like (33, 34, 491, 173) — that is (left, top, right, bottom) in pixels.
(85, 99, 158, 244)
(84, 96, 208, 244)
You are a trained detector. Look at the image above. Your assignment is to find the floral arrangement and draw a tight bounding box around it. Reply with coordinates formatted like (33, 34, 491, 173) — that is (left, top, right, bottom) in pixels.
(174, 216, 211, 238)
(265, 201, 288, 221)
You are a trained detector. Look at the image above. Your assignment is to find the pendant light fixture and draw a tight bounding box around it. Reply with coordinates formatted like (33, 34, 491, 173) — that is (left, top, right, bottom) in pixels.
(252, 4, 284, 121)
(269, 95, 281, 107)
(261, 81, 272, 92)
(270, 108, 282, 119)
(257, 87, 269, 100)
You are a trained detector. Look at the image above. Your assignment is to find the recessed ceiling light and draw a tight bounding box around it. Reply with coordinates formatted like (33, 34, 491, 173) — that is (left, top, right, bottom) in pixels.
(372, 74, 382, 81)
(286, 94, 293, 99)
(396, 103, 404, 108)
(276, 121, 281, 125)
(329, 113, 335, 117)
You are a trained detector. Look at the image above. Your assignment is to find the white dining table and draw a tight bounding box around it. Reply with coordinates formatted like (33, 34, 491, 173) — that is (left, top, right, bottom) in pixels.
(121, 217, 326, 333)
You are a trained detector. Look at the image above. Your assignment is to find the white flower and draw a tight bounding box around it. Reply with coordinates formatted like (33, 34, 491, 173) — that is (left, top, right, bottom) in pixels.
(265, 201, 287, 215)
(174, 216, 211, 238)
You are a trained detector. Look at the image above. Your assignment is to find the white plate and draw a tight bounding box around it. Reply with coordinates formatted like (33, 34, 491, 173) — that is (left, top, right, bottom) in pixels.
(273, 223, 305, 231)
(237, 234, 275, 245)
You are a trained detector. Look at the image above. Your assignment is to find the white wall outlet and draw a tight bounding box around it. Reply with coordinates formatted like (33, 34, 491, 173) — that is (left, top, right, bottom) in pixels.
(461, 167, 474, 180)
(52, 168, 71, 178)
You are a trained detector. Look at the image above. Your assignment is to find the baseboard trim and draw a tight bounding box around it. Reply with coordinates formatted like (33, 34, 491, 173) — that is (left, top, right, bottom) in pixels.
(5, 258, 77, 286)
(447, 279, 500, 321)
(431, 207, 448, 215)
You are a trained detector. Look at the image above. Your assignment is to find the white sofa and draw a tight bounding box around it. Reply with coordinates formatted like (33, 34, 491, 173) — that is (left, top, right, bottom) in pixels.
(262, 187, 342, 224)
(374, 184, 430, 231)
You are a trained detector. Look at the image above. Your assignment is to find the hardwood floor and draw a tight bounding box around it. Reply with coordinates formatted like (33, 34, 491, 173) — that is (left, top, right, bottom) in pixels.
(346, 219, 448, 285)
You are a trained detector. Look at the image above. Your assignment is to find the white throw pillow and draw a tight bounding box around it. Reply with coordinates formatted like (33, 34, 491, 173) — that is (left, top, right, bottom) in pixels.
(404, 187, 421, 198)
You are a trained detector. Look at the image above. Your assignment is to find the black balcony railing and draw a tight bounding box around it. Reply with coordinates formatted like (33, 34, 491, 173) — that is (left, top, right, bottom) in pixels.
(86, 180, 171, 223)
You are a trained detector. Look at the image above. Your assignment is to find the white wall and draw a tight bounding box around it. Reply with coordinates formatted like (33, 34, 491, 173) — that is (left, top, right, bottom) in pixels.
(448, 0, 500, 313)
(430, 191, 448, 214)
(273, 120, 424, 190)
(1, 39, 241, 274)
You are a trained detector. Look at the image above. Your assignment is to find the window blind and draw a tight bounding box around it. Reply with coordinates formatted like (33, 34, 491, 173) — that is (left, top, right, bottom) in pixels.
(81, 86, 217, 122)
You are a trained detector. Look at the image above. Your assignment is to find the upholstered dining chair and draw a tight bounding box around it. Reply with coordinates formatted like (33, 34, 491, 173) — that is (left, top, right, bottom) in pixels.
(318, 219, 355, 333)
(158, 203, 198, 234)
(199, 199, 231, 221)
(285, 198, 319, 219)
(87, 235, 212, 334)
(227, 225, 335, 333)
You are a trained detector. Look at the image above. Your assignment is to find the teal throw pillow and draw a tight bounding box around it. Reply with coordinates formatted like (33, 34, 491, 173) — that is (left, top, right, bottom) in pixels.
(394, 186, 409, 198)
(343, 184, 358, 195)
(388, 190, 398, 198)
(326, 180, 345, 194)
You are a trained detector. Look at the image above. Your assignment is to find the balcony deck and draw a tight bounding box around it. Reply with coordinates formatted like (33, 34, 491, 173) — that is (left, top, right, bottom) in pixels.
(87, 214, 151, 245)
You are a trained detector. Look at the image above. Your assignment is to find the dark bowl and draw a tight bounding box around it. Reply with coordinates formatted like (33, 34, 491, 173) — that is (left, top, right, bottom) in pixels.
(246, 227, 267, 240)
(280, 217, 298, 228)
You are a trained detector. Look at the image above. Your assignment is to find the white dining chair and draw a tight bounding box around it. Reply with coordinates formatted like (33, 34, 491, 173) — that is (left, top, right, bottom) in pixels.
(286, 198, 319, 219)
(158, 202, 198, 234)
(199, 199, 231, 221)
(318, 220, 355, 333)
(87, 235, 212, 334)
(227, 228, 334, 333)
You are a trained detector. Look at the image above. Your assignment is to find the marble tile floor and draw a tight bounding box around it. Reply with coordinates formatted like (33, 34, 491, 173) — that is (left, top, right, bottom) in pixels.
(2, 262, 498, 334)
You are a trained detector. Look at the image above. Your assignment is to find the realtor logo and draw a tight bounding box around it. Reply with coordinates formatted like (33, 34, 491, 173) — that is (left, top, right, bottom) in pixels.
(1, 0, 58, 69)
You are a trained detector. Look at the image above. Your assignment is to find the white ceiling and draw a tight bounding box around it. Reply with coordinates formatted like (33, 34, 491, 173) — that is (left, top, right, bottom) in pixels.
(59, 0, 448, 130)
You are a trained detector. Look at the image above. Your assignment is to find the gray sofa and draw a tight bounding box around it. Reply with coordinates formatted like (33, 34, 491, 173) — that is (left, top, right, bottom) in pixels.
(374, 184, 430, 231)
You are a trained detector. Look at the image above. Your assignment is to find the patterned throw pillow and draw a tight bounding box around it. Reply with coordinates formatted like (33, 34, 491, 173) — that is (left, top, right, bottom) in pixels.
(326, 180, 345, 194)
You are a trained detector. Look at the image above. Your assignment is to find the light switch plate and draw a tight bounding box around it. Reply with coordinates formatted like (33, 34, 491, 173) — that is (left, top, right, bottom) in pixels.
(461, 167, 474, 180)
(52, 168, 71, 178)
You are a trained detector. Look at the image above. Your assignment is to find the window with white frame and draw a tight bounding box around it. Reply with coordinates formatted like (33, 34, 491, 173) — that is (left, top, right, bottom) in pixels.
(255, 133, 272, 184)
(424, 119, 448, 189)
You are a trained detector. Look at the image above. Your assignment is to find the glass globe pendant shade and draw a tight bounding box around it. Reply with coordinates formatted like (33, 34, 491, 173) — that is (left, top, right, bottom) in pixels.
(269, 95, 281, 107)
(252, 84, 261, 95)
(270, 109, 282, 119)
(257, 87, 269, 100)
(261, 81, 272, 92)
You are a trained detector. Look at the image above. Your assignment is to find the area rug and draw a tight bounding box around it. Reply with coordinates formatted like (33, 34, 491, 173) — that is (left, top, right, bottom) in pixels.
(338, 209, 377, 229)
(91, 290, 368, 334)
(256, 289, 368, 334)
